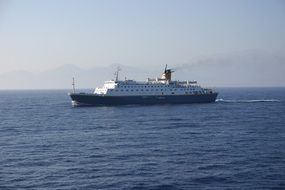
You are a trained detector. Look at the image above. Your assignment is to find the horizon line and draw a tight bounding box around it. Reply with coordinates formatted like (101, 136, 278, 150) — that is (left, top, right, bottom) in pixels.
(1, 86, 285, 91)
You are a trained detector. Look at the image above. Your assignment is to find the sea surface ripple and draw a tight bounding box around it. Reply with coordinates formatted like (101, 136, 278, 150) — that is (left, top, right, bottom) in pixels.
(0, 88, 285, 189)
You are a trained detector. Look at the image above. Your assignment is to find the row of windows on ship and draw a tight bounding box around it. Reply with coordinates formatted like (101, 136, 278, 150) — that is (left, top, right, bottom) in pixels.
(107, 88, 201, 92)
(111, 85, 197, 89)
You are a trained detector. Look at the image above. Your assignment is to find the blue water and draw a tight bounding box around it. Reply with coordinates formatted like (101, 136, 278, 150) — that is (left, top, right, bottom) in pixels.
(0, 88, 285, 189)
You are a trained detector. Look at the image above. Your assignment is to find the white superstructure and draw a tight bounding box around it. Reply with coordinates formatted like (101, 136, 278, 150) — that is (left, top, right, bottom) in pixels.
(94, 66, 213, 96)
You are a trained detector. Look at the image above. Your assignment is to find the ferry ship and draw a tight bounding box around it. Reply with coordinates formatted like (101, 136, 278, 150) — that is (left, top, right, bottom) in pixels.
(68, 65, 218, 106)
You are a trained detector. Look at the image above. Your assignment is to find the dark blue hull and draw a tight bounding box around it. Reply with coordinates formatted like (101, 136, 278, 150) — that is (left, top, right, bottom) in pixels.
(69, 93, 218, 106)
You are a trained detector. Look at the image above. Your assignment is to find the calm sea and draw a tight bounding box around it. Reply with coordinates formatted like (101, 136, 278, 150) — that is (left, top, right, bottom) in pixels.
(0, 88, 285, 189)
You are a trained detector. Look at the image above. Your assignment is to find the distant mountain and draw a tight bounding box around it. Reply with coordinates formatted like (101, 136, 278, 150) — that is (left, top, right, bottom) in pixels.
(0, 50, 284, 89)
(0, 64, 159, 89)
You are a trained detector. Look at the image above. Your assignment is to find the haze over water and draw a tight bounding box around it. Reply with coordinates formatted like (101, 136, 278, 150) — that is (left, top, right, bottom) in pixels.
(0, 0, 285, 89)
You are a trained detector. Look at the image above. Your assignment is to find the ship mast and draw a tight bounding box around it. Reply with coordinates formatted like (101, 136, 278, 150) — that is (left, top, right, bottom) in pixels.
(161, 64, 173, 81)
(72, 77, 75, 93)
(114, 66, 121, 82)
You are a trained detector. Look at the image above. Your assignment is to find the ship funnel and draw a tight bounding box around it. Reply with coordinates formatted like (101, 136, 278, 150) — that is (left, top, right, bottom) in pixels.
(161, 64, 173, 81)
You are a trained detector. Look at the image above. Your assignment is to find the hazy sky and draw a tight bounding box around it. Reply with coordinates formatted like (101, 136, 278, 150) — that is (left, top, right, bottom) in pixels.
(0, 0, 284, 73)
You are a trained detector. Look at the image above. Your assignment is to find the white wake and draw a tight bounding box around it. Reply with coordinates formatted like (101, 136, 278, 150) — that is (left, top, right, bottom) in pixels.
(216, 98, 281, 103)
